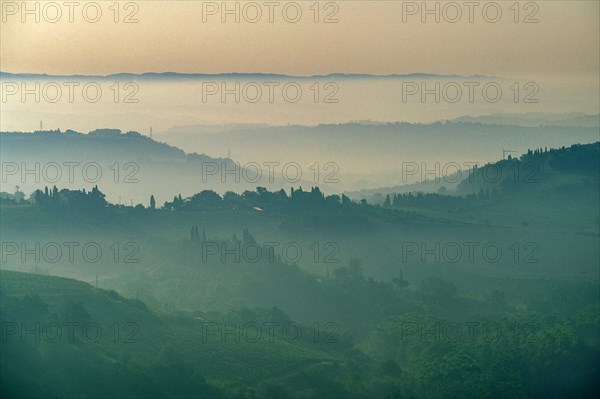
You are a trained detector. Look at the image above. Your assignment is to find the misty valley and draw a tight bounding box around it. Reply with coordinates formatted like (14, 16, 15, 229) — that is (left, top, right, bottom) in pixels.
(1, 2, 599, 397)
(0, 131, 598, 398)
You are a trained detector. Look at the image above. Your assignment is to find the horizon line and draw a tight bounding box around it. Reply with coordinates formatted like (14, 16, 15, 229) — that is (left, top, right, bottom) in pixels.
(0, 71, 500, 80)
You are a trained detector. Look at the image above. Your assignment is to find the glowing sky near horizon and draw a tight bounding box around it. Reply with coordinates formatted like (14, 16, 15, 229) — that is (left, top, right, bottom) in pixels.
(0, 1, 598, 79)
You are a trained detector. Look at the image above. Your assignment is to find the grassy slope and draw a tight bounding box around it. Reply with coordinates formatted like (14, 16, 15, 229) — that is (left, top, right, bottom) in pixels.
(0, 270, 355, 397)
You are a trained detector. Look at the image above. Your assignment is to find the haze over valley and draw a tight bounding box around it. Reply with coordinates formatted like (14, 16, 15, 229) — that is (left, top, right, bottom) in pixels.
(1, 1, 599, 398)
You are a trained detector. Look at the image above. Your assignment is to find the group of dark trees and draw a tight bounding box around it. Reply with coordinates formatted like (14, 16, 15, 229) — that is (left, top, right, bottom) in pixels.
(0, 188, 25, 205)
(164, 186, 353, 213)
(370, 143, 600, 212)
(32, 185, 108, 211)
(25, 185, 357, 214)
(382, 189, 497, 212)
(458, 142, 599, 194)
(522, 143, 600, 175)
(27, 183, 501, 216)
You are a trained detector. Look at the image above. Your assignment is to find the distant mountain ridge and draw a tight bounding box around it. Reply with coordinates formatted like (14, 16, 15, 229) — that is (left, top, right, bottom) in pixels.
(452, 113, 600, 128)
(0, 71, 499, 80)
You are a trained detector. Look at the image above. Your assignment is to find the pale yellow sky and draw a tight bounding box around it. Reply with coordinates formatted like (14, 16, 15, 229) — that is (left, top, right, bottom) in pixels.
(1, 1, 598, 78)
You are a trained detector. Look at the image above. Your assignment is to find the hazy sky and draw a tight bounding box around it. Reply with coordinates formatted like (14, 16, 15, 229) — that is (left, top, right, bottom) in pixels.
(1, 1, 598, 78)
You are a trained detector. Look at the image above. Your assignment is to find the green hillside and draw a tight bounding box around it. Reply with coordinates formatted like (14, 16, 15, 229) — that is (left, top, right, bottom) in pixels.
(0, 270, 366, 398)
(1, 142, 599, 398)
